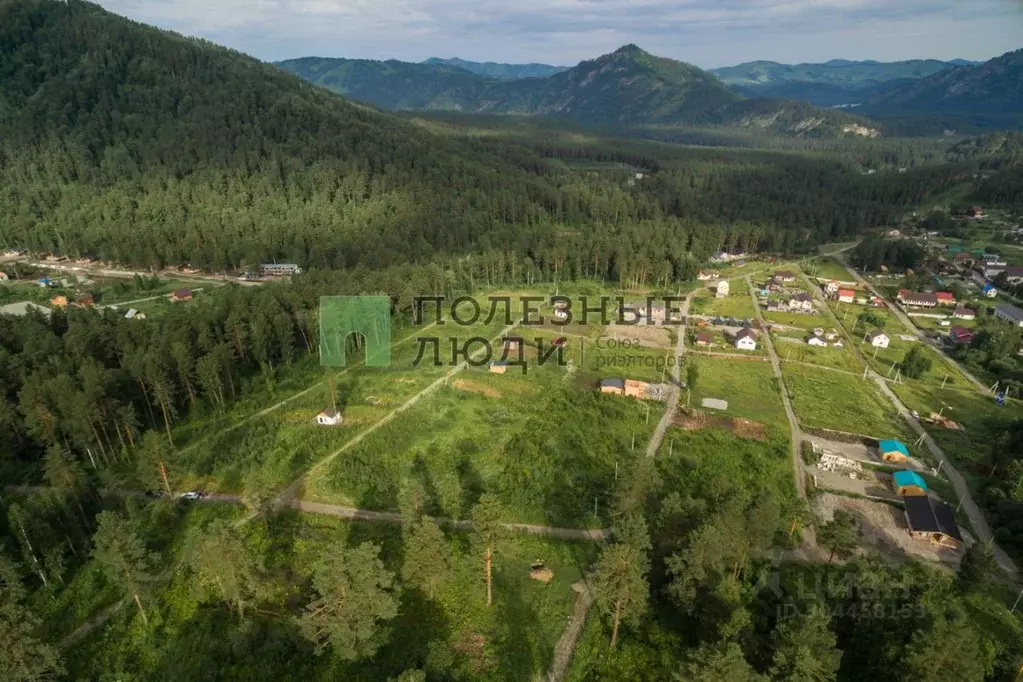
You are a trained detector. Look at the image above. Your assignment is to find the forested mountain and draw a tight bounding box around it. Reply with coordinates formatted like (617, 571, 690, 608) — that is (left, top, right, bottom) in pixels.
(712, 58, 965, 88)
(422, 57, 568, 79)
(279, 45, 876, 136)
(711, 59, 972, 108)
(864, 49, 1023, 126)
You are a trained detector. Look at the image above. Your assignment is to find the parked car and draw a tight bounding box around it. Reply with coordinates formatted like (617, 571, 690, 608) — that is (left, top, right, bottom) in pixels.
(179, 491, 203, 501)
(144, 489, 163, 498)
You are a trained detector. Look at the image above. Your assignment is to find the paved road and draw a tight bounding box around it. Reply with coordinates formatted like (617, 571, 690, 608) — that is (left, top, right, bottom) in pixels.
(645, 297, 691, 458)
(747, 277, 806, 501)
(833, 253, 988, 394)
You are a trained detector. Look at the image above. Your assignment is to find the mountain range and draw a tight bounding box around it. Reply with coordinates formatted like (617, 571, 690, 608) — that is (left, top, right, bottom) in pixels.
(278, 46, 876, 137)
(422, 57, 567, 79)
(709, 58, 975, 107)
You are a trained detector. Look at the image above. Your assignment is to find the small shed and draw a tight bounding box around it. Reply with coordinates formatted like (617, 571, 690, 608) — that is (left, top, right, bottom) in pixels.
(50, 295, 69, 308)
(878, 439, 909, 464)
(170, 288, 193, 302)
(599, 378, 625, 396)
(695, 331, 713, 347)
(316, 408, 342, 426)
(75, 293, 94, 307)
(892, 470, 928, 496)
(489, 361, 508, 374)
(702, 398, 728, 410)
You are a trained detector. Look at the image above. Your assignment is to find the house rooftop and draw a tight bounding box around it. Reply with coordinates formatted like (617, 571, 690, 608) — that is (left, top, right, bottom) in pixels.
(599, 378, 625, 390)
(903, 496, 962, 542)
(735, 328, 757, 341)
(893, 470, 928, 491)
(995, 303, 1023, 323)
(318, 408, 340, 418)
(878, 439, 908, 456)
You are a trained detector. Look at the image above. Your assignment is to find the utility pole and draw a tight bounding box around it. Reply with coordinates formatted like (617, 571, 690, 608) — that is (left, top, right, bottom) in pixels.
(1012, 585, 1023, 613)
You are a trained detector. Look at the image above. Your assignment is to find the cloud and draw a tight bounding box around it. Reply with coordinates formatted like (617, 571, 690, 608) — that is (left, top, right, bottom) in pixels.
(97, 0, 1023, 66)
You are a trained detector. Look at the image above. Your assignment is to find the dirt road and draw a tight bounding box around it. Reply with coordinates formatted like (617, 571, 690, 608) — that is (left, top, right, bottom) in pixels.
(645, 297, 690, 458)
(747, 277, 806, 501)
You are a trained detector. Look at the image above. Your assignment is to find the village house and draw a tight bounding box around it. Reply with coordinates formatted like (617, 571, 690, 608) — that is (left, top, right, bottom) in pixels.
(934, 291, 956, 306)
(903, 496, 963, 549)
(892, 470, 928, 497)
(50, 295, 68, 308)
(315, 409, 342, 426)
(822, 281, 839, 296)
(260, 263, 302, 276)
(553, 307, 569, 321)
(837, 288, 856, 304)
(124, 308, 146, 320)
(170, 288, 193, 302)
(807, 334, 827, 347)
(0, 272, 8, 282)
(953, 252, 973, 266)
(695, 331, 713, 347)
(982, 264, 1007, 279)
(965, 206, 984, 219)
(983, 285, 998, 299)
(866, 330, 890, 348)
(825, 329, 839, 342)
(948, 327, 974, 345)
(733, 328, 758, 351)
(994, 302, 1023, 328)
(788, 293, 813, 312)
(878, 439, 909, 464)
(1004, 266, 1023, 284)
(715, 280, 730, 298)
(74, 293, 95, 307)
(765, 300, 782, 312)
(774, 271, 796, 284)
(598, 378, 649, 399)
(897, 290, 938, 308)
(952, 308, 976, 320)
(697, 270, 719, 281)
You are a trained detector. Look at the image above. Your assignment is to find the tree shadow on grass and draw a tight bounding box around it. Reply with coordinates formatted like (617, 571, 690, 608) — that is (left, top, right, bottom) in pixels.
(456, 455, 485, 520)
(491, 570, 541, 682)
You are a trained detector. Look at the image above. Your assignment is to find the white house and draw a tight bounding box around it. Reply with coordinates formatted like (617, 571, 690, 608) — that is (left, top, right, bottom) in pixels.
(807, 335, 828, 347)
(553, 308, 569, 321)
(734, 329, 758, 351)
(316, 409, 342, 426)
(697, 270, 719, 281)
(837, 289, 856, 304)
(715, 280, 730, 298)
(788, 293, 814, 312)
(822, 281, 839, 295)
(866, 330, 890, 348)
(952, 308, 976, 321)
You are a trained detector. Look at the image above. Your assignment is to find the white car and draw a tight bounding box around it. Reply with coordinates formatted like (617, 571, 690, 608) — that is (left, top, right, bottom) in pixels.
(179, 491, 203, 501)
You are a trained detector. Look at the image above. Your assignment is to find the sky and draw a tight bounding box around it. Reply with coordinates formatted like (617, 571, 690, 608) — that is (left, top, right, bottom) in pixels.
(97, 0, 1023, 68)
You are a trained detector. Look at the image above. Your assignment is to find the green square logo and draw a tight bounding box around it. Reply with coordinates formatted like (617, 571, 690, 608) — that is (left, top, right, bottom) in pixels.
(319, 296, 391, 367)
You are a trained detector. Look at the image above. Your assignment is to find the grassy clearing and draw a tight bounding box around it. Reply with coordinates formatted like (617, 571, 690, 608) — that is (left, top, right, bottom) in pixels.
(763, 311, 829, 330)
(308, 371, 661, 527)
(781, 364, 911, 440)
(805, 257, 856, 282)
(66, 507, 596, 682)
(686, 356, 786, 429)
(167, 316, 515, 493)
(689, 291, 757, 319)
(858, 339, 975, 389)
(775, 340, 865, 373)
(890, 383, 1017, 477)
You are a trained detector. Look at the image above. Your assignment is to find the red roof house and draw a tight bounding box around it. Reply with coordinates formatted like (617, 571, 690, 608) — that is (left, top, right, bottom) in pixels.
(949, 327, 974, 345)
(935, 292, 956, 306)
(837, 289, 856, 303)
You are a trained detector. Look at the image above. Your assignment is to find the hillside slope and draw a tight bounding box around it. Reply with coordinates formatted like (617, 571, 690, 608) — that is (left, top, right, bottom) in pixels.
(0, 0, 604, 269)
(422, 57, 567, 79)
(281, 45, 875, 136)
(864, 49, 1023, 124)
(712, 59, 964, 88)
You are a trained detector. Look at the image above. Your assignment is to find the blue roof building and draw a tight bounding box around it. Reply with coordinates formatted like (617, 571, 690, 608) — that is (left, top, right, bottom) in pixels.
(879, 439, 910, 462)
(893, 470, 928, 496)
